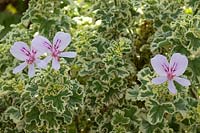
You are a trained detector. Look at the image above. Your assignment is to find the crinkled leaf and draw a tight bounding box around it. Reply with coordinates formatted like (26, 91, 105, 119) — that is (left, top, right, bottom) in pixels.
(111, 110, 130, 125)
(43, 89, 72, 113)
(140, 119, 164, 133)
(40, 111, 58, 129)
(147, 100, 175, 125)
(4, 106, 21, 123)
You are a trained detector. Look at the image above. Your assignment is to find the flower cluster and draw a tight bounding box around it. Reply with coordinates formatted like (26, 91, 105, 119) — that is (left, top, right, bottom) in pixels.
(10, 32, 76, 78)
(151, 53, 190, 94)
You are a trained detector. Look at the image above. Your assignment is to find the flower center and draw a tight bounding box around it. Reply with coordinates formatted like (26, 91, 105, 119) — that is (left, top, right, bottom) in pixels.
(51, 47, 61, 61)
(162, 62, 177, 80)
(167, 72, 175, 80)
(21, 47, 36, 64)
(43, 39, 62, 61)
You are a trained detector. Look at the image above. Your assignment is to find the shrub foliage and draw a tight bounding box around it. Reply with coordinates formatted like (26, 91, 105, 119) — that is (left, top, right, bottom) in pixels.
(0, 0, 200, 132)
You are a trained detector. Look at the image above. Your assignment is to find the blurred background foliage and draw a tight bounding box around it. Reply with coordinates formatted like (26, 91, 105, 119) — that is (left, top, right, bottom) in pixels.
(0, 0, 29, 38)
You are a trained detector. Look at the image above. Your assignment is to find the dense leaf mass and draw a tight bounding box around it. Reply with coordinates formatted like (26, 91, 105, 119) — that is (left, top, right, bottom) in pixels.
(0, 0, 200, 132)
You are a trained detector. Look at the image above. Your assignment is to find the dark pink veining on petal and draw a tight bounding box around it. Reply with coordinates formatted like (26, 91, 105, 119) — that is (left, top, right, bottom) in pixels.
(21, 47, 31, 56)
(43, 41, 52, 50)
(161, 62, 177, 80)
(42, 39, 62, 61)
(162, 63, 169, 73)
(20, 47, 37, 64)
(54, 39, 61, 49)
(170, 62, 177, 73)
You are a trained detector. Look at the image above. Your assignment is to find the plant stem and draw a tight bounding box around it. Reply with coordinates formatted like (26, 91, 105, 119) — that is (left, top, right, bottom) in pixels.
(75, 115, 81, 133)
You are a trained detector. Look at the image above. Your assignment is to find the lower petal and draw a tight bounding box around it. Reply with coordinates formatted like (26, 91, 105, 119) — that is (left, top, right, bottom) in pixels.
(28, 64, 35, 78)
(152, 76, 167, 84)
(174, 77, 191, 87)
(59, 52, 77, 58)
(13, 62, 27, 74)
(43, 56, 52, 64)
(35, 59, 47, 69)
(168, 80, 177, 94)
(52, 58, 60, 70)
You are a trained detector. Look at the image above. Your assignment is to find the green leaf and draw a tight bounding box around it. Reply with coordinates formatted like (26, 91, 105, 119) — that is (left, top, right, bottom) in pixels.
(140, 119, 164, 133)
(147, 100, 175, 125)
(68, 82, 83, 108)
(62, 108, 73, 124)
(40, 111, 58, 129)
(185, 31, 200, 51)
(138, 89, 154, 101)
(125, 86, 139, 101)
(4, 106, 21, 124)
(174, 98, 187, 111)
(157, 40, 171, 47)
(189, 57, 200, 83)
(124, 106, 140, 124)
(25, 121, 38, 132)
(111, 110, 130, 125)
(187, 97, 198, 107)
(43, 89, 72, 113)
(25, 106, 40, 125)
(137, 67, 153, 87)
(116, 67, 129, 78)
(91, 80, 104, 94)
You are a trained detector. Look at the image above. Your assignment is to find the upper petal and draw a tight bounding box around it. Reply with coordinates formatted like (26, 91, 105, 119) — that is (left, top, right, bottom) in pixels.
(152, 76, 167, 85)
(59, 52, 77, 58)
(168, 80, 177, 94)
(151, 54, 169, 76)
(53, 32, 71, 51)
(169, 53, 188, 76)
(10, 42, 30, 61)
(31, 35, 52, 55)
(174, 77, 191, 87)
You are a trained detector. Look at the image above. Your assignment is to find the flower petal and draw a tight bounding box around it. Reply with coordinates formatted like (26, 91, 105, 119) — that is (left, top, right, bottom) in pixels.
(43, 56, 52, 64)
(35, 59, 47, 69)
(36, 56, 52, 69)
(10, 42, 30, 61)
(59, 52, 77, 58)
(170, 53, 188, 76)
(151, 54, 169, 76)
(13, 62, 27, 74)
(174, 77, 191, 87)
(28, 64, 35, 78)
(53, 32, 71, 51)
(152, 76, 167, 84)
(168, 80, 177, 94)
(31, 35, 52, 55)
(52, 58, 60, 70)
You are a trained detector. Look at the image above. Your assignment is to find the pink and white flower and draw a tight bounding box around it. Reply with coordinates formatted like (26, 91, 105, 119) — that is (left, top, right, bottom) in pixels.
(32, 32, 76, 70)
(10, 41, 46, 78)
(151, 53, 191, 94)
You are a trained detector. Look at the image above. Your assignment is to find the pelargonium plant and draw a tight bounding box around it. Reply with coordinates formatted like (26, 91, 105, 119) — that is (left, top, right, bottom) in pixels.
(0, 0, 200, 133)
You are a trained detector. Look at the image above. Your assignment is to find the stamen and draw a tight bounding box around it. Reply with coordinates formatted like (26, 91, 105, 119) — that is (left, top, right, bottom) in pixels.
(54, 39, 61, 49)
(21, 47, 30, 56)
(162, 63, 169, 72)
(26, 50, 37, 64)
(171, 62, 177, 73)
(43, 41, 52, 50)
